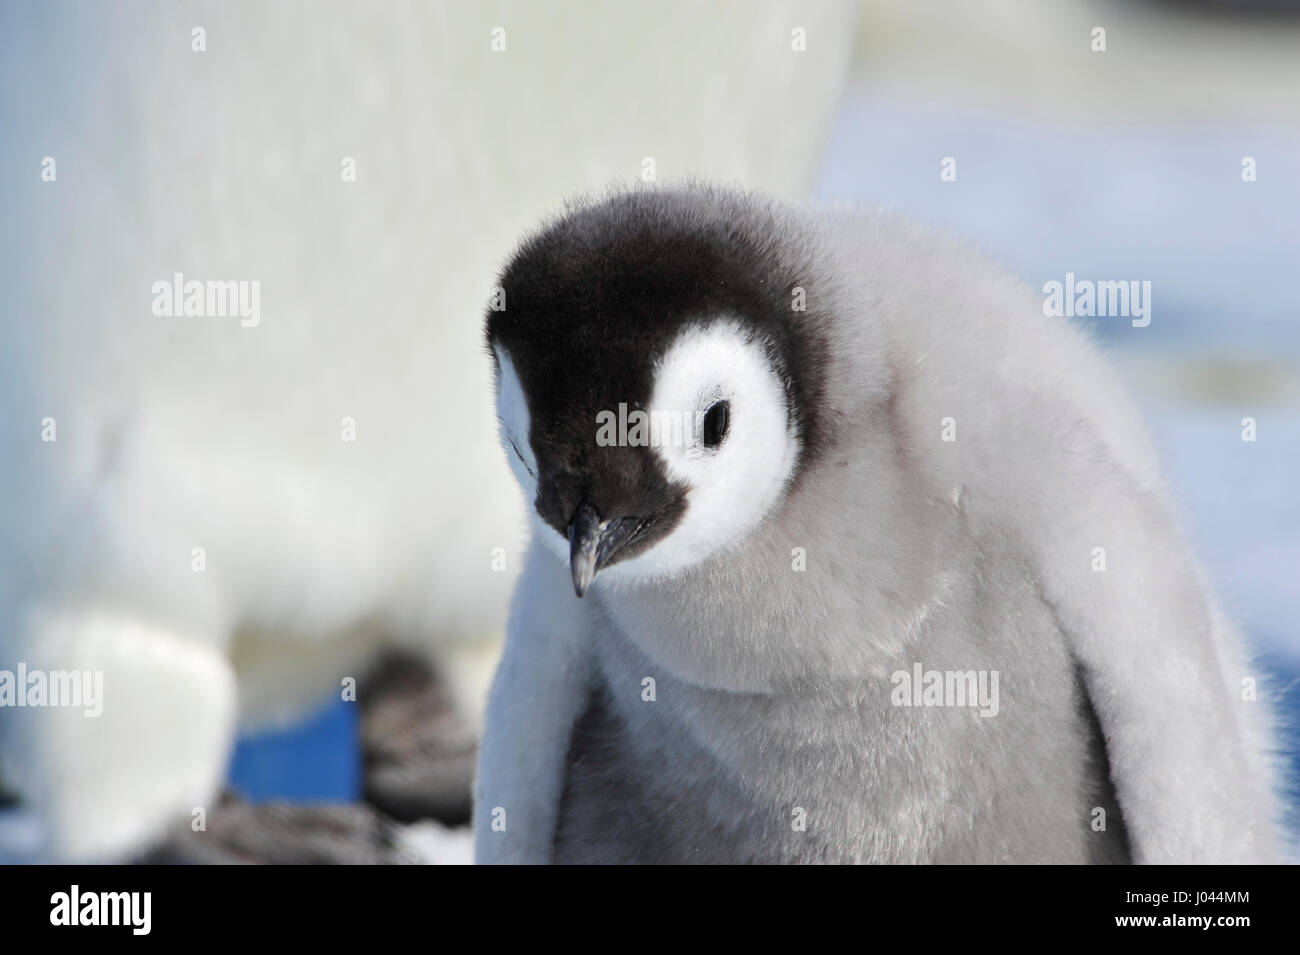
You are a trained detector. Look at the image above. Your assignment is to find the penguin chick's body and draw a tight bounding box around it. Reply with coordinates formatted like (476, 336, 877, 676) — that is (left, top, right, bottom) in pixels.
(475, 185, 1281, 864)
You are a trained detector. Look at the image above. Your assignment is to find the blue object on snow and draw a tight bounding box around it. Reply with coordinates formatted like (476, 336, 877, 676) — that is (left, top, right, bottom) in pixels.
(226, 699, 361, 802)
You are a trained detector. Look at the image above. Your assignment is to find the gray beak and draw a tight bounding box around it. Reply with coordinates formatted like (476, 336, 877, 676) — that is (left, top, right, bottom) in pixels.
(567, 500, 644, 598)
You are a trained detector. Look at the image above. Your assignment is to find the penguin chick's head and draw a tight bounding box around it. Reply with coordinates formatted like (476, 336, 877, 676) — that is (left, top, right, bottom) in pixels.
(487, 186, 829, 597)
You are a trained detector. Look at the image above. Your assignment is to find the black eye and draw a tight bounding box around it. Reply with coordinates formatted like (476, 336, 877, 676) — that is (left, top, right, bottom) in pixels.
(702, 400, 730, 449)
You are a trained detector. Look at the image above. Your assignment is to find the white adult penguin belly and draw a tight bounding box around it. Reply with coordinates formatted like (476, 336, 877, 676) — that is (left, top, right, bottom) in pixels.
(0, 3, 854, 861)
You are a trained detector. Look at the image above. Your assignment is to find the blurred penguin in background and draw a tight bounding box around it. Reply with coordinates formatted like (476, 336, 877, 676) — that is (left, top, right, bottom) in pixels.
(0, 0, 855, 860)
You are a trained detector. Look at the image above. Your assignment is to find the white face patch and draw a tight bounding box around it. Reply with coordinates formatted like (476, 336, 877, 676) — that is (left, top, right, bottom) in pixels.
(603, 318, 800, 582)
(496, 344, 574, 567)
(494, 345, 540, 507)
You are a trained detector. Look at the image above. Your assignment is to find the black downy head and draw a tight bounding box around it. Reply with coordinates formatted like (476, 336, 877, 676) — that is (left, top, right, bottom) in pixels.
(486, 185, 830, 596)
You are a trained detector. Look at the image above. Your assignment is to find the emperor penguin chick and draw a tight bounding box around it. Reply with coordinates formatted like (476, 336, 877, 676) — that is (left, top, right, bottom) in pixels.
(474, 184, 1282, 864)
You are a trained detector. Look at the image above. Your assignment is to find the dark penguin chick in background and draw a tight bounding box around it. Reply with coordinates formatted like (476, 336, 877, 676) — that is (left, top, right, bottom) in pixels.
(474, 183, 1282, 864)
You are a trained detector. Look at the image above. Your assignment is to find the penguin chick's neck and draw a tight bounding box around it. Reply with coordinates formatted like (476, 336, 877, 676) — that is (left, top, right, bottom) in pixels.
(590, 419, 956, 696)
